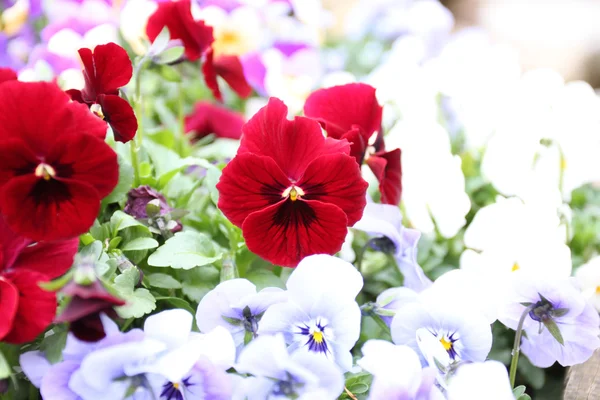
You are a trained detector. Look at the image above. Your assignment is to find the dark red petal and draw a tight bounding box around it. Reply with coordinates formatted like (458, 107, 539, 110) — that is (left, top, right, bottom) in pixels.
(11, 239, 78, 280)
(65, 89, 86, 104)
(242, 199, 348, 267)
(341, 127, 367, 165)
(0, 82, 107, 153)
(60, 281, 125, 304)
(46, 132, 119, 198)
(367, 149, 403, 206)
(304, 83, 383, 141)
(298, 153, 368, 226)
(238, 97, 351, 181)
(98, 94, 138, 143)
(0, 175, 101, 242)
(0, 215, 31, 271)
(146, 0, 214, 62)
(0, 277, 19, 340)
(213, 54, 252, 99)
(0, 138, 38, 188)
(68, 312, 109, 342)
(185, 101, 245, 140)
(55, 297, 121, 324)
(217, 153, 290, 228)
(2, 269, 56, 344)
(87, 43, 133, 97)
(0, 67, 18, 84)
(78, 47, 97, 101)
(202, 48, 222, 102)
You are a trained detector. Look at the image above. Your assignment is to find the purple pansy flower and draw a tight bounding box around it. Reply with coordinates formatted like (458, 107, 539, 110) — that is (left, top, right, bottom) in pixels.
(498, 275, 600, 367)
(353, 202, 432, 291)
(374, 287, 418, 326)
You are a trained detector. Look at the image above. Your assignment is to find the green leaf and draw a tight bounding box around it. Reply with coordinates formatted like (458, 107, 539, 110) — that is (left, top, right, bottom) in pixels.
(543, 319, 565, 345)
(113, 267, 156, 318)
(103, 155, 134, 204)
(245, 269, 285, 290)
(0, 350, 10, 379)
(517, 395, 532, 400)
(346, 383, 369, 395)
(513, 385, 527, 397)
(110, 211, 148, 233)
(149, 26, 170, 56)
(121, 237, 159, 251)
(155, 297, 195, 316)
(148, 231, 222, 269)
(40, 326, 68, 364)
(157, 64, 182, 82)
(180, 266, 219, 302)
(80, 240, 103, 260)
(157, 46, 185, 64)
(147, 273, 182, 289)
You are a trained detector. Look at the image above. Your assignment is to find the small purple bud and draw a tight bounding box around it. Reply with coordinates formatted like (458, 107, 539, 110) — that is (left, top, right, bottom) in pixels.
(124, 186, 172, 219)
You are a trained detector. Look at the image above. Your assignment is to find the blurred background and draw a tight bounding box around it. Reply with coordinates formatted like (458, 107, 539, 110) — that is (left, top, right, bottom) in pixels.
(325, 0, 600, 87)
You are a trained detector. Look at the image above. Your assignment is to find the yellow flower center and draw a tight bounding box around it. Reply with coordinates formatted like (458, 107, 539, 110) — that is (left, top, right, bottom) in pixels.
(172, 382, 180, 390)
(512, 263, 520, 272)
(1, 0, 29, 36)
(312, 331, 324, 344)
(595, 286, 600, 295)
(440, 337, 452, 351)
(34, 163, 56, 181)
(213, 28, 246, 57)
(90, 103, 105, 120)
(282, 185, 305, 202)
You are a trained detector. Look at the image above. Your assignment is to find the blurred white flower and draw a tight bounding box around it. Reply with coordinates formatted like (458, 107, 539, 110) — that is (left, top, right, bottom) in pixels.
(575, 256, 600, 311)
(198, 5, 263, 57)
(482, 69, 600, 201)
(446, 361, 514, 400)
(387, 120, 470, 238)
(119, 0, 158, 55)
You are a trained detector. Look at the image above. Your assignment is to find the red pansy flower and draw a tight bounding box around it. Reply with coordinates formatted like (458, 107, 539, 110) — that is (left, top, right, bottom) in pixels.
(0, 81, 119, 241)
(185, 101, 245, 141)
(217, 98, 368, 267)
(146, 0, 214, 62)
(0, 216, 78, 344)
(0, 67, 17, 84)
(66, 42, 138, 143)
(202, 48, 252, 101)
(55, 280, 125, 342)
(304, 83, 403, 205)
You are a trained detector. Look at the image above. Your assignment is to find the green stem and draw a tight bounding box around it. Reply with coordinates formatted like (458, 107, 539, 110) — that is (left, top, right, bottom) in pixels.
(371, 313, 390, 335)
(509, 304, 535, 388)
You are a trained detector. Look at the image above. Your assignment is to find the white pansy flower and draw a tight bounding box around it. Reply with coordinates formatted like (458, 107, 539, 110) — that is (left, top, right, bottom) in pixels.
(575, 257, 600, 311)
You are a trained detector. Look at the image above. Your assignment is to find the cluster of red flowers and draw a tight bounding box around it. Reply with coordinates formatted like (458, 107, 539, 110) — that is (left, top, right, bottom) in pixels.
(217, 83, 402, 267)
(0, 43, 134, 342)
(146, 0, 252, 102)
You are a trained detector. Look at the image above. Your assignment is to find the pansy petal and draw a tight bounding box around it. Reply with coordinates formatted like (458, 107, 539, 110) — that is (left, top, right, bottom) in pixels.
(236, 334, 289, 379)
(185, 101, 245, 141)
(217, 153, 291, 228)
(367, 148, 402, 205)
(304, 83, 382, 140)
(0, 175, 101, 242)
(11, 239, 78, 279)
(0, 277, 18, 340)
(257, 301, 310, 345)
(2, 269, 56, 344)
(353, 202, 404, 244)
(19, 351, 51, 388)
(144, 308, 193, 348)
(0, 212, 32, 269)
(40, 360, 80, 400)
(146, 0, 214, 62)
(98, 94, 138, 143)
(242, 199, 348, 267)
(238, 98, 350, 181)
(299, 153, 368, 226)
(0, 67, 17, 83)
(84, 42, 132, 98)
(341, 127, 367, 164)
(213, 54, 252, 99)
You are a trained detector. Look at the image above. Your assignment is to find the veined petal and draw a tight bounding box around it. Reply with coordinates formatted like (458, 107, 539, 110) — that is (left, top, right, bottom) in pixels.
(242, 199, 348, 267)
(341, 127, 367, 165)
(98, 94, 138, 143)
(11, 239, 78, 279)
(304, 83, 382, 140)
(0, 277, 18, 340)
(217, 153, 290, 228)
(238, 98, 350, 181)
(203, 49, 252, 101)
(82, 43, 133, 99)
(298, 153, 368, 226)
(0, 212, 32, 270)
(367, 148, 402, 206)
(0, 176, 101, 242)
(2, 269, 56, 344)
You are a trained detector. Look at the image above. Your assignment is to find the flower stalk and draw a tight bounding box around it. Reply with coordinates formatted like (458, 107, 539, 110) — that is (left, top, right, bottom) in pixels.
(509, 304, 535, 388)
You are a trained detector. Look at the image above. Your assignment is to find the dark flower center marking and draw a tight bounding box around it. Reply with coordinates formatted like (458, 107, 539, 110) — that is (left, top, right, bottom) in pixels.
(368, 236, 396, 254)
(160, 377, 192, 400)
(34, 163, 56, 181)
(438, 333, 459, 360)
(271, 372, 302, 398)
(297, 319, 330, 354)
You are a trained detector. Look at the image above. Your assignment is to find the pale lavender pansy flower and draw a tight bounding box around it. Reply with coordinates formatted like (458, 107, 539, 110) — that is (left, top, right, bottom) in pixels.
(498, 275, 600, 367)
(390, 296, 492, 372)
(374, 287, 418, 326)
(196, 278, 286, 352)
(446, 361, 514, 400)
(258, 255, 363, 371)
(235, 334, 344, 400)
(358, 340, 444, 400)
(353, 202, 432, 291)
